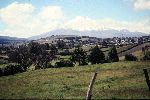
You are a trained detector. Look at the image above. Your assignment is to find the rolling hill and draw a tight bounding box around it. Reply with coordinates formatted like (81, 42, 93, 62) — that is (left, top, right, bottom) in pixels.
(0, 36, 27, 44)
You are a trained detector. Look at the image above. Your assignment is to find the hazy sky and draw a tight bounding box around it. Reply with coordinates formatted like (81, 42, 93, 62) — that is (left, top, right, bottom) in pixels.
(0, 0, 150, 38)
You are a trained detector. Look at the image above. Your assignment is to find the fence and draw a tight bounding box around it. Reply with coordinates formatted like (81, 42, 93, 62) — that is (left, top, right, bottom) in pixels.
(86, 69, 150, 100)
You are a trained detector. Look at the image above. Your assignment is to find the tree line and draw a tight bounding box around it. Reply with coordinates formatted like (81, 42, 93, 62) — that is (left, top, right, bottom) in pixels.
(71, 45, 119, 66)
(7, 42, 119, 68)
(0, 41, 150, 76)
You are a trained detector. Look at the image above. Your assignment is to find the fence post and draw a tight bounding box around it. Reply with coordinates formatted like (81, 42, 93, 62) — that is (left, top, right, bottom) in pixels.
(143, 69, 150, 91)
(86, 72, 97, 100)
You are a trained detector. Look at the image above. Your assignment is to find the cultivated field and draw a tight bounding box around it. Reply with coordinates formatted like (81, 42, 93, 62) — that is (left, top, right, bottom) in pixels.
(0, 61, 150, 99)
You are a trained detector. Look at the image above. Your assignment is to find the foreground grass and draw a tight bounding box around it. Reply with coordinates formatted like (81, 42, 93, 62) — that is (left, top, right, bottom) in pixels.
(0, 61, 150, 99)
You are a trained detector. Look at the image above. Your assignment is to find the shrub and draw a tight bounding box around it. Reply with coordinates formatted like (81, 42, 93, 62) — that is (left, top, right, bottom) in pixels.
(55, 60, 74, 68)
(0, 64, 25, 76)
(125, 54, 137, 61)
(143, 51, 150, 60)
(46, 62, 55, 68)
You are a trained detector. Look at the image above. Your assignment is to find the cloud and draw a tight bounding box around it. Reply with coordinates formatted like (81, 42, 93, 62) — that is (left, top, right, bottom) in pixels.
(64, 16, 150, 34)
(0, 2, 150, 38)
(63, 16, 100, 31)
(134, 0, 150, 10)
(37, 6, 64, 20)
(0, 2, 34, 27)
(0, 2, 64, 38)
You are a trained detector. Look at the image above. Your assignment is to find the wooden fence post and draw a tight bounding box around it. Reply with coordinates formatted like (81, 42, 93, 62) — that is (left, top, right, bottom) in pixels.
(143, 69, 150, 91)
(86, 72, 97, 100)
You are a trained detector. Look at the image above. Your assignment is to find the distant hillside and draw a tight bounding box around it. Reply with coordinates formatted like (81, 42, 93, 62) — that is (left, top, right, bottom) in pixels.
(118, 42, 150, 57)
(0, 36, 27, 44)
(29, 29, 148, 40)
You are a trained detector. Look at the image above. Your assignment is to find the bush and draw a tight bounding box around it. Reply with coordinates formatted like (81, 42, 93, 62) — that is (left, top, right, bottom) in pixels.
(46, 62, 55, 68)
(125, 54, 137, 61)
(79, 62, 88, 66)
(0, 64, 25, 76)
(143, 51, 150, 60)
(55, 60, 74, 68)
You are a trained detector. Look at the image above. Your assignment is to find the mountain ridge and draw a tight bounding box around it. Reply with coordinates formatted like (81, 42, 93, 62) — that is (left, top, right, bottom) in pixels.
(28, 29, 148, 40)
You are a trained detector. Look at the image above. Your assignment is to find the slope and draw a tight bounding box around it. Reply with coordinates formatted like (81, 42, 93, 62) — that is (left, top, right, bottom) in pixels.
(0, 61, 150, 99)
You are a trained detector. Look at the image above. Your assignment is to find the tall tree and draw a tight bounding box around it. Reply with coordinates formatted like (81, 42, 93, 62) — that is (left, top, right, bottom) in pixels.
(89, 45, 105, 64)
(71, 46, 87, 65)
(108, 46, 119, 62)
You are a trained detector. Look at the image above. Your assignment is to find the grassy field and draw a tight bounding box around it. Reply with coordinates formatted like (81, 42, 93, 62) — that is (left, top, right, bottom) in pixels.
(0, 61, 150, 99)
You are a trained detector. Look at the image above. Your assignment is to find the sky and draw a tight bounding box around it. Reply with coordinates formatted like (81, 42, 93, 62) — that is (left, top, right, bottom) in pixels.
(0, 0, 150, 38)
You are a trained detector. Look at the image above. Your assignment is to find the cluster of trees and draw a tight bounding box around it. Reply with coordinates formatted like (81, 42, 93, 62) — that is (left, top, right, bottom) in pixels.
(8, 42, 55, 70)
(5, 40, 150, 76)
(6, 43, 119, 74)
(57, 40, 66, 49)
(71, 45, 119, 66)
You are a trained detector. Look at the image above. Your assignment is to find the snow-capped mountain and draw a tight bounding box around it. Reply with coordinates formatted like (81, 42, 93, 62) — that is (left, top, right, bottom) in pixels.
(29, 29, 148, 40)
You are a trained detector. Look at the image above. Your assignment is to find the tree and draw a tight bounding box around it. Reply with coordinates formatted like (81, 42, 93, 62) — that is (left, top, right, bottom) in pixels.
(57, 40, 66, 49)
(89, 45, 105, 64)
(8, 41, 54, 70)
(71, 46, 87, 65)
(34, 50, 53, 69)
(50, 44, 58, 55)
(45, 43, 50, 50)
(28, 42, 54, 69)
(8, 45, 32, 71)
(108, 46, 119, 62)
(28, 41, 43, 55)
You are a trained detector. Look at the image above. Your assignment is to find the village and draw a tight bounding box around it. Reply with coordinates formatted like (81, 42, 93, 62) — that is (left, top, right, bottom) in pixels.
(34, 35, 150, 48)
